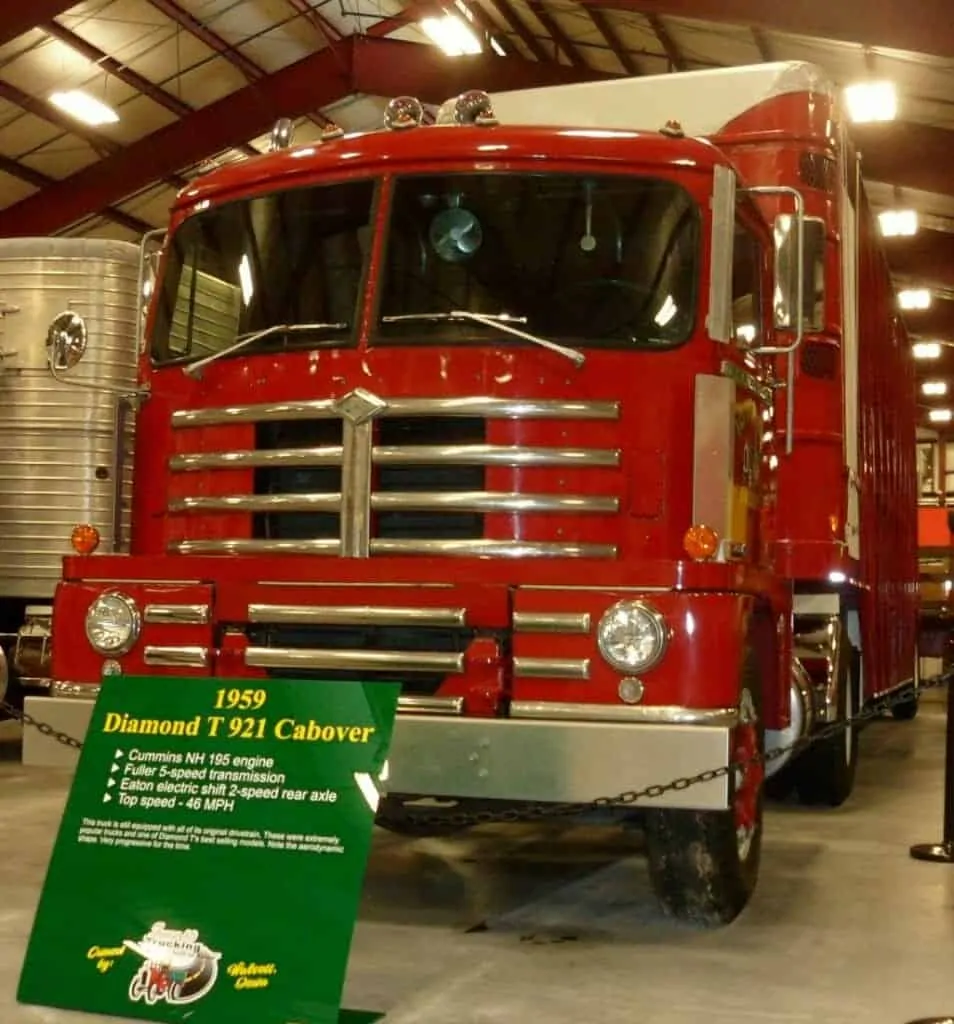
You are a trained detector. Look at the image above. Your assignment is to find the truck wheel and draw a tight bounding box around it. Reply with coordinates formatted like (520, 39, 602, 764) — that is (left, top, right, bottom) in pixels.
(890, 686, 919, 721)
(644, 652, 764, 926)
(792, 645, 859, 806)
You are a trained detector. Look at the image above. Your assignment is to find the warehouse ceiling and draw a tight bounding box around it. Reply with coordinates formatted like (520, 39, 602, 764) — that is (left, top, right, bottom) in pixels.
(0, 0, 952, 424)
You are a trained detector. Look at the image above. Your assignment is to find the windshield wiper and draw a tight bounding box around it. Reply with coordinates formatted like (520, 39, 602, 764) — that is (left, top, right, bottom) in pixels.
(183, 321, 349, 378)
(382, 311, 585, 367)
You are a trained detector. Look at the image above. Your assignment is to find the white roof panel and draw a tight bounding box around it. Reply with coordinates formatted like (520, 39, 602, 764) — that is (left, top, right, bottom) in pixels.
(491, 61, 837, 138)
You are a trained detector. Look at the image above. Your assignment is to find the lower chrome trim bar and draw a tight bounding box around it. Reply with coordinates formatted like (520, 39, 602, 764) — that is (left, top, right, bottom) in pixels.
(398, 696, 464, 715)
(143, 645, 210, 668)
(510, 701, 740, 726)
(513, 658, 591, 680)
(245, 647, 464, 674)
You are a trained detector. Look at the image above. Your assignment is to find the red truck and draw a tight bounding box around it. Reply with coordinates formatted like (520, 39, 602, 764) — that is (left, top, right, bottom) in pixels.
(29, 61, 918, 925)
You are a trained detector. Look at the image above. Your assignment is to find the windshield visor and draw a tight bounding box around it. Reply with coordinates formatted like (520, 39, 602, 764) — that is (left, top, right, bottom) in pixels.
(376, 172, 700, 349)
(151, 179, 376, 365)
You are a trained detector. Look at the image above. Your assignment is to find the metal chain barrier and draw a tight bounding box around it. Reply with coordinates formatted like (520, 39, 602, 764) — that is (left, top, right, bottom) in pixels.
(2, 671, 951, 829)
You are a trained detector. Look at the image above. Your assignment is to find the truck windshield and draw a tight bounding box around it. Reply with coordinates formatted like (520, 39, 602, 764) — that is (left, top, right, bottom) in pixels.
(150, 178, 376, 365)
(376, 172, 699, 349)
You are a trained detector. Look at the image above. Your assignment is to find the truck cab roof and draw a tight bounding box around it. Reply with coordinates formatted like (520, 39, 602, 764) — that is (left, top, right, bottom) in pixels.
(172, 123, 732, 214)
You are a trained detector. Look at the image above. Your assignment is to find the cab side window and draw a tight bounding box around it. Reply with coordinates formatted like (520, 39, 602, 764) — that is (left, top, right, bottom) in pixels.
(732, 221, 763, 347)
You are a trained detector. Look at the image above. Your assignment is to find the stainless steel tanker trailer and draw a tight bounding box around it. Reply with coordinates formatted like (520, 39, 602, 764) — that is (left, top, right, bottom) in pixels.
(0, 238, 142, 711)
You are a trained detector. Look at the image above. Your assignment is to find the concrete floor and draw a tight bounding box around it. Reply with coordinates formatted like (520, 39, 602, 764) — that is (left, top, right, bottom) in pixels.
(2, 694, 953, 1023)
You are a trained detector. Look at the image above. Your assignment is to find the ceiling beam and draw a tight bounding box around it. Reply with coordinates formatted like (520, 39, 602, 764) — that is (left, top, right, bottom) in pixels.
(0, 37, 610, 237)
(0, 153, 153, 234)
(586, 7, 640, 74)
(884, 230, 954, 293)
(42, 20, 259, 158)
(578, 0, 954, 62)
(481, 0, 552, 63)
(646, 14, 686, 71)
(0, 2, 74, 48)
(856, 123, 954, 201)
(903, 301, 954, 341)
(525, 1, 589, 68)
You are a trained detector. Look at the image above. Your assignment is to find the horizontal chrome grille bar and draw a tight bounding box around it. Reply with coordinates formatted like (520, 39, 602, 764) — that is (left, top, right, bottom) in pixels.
(169, 491, 616, 515)
(245, 647, 464, 673)
(398, 696, 464, 716)
(513, 612, 591, 634)
(171, 447, 344, 471)
(174, 538, 340, 555)
(248, 604, 467, 627)
(144, 604, 210, 625)
(170, 493, 341, 514)
(510, 702, 740, 726)
(172, 396, 620, 428)
(375, 444, 620, 467)
(170, 444, 619, 472)
(143, 645, 210, 668)
(513, 657, 591, 680)
(171, 538, 616, 558)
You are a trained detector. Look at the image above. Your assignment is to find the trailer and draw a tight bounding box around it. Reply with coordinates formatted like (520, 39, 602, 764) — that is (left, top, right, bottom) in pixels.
(27, 62, 918, 924)
(0, 238, 142, 710)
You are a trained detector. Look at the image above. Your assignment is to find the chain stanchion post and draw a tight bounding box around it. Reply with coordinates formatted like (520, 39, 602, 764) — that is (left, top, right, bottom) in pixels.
(910, 656, 954, 865)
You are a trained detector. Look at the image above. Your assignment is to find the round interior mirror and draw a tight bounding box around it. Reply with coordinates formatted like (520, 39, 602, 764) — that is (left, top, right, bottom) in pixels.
(46, 311, 88, 371)
(429, 208, 483, 263)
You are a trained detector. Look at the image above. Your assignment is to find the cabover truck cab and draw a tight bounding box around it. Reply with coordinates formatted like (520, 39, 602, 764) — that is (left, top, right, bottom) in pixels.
(30, 63, 917, 925)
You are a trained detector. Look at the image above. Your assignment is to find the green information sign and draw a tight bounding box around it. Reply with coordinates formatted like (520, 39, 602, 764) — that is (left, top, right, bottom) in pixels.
(18, 674, 400, 1023)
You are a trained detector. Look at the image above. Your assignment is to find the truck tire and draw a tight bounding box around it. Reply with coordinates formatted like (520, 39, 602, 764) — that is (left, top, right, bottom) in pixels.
(791, 644, 859, 806)
(644, 649, 764, 926)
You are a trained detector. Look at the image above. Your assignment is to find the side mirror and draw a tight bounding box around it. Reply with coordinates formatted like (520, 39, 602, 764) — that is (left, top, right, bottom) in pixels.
(46, 310, 88, 372)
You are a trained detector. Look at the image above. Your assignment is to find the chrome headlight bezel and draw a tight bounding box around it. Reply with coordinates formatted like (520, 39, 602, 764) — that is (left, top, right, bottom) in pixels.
(597, 600, 669, 674)
(84, 591, 141, 656)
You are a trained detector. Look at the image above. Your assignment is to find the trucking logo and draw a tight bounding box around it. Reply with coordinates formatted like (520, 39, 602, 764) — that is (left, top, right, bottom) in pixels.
(123, 922, 221, 1006)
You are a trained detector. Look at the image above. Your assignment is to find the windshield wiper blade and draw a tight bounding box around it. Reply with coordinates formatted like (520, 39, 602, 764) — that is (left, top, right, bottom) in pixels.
(382, 311, 585, 367)
(183, 321, 348, 378)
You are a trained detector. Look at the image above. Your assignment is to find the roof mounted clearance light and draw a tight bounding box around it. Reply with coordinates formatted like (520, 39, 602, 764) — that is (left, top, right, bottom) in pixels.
(384, 96, 425, 131)
(660, 119, 685, 138)
(71, 524, 101, 556)
(435, 90, 498, 127)
(269, 117, 295, 152)
(321, 122, 345, 141)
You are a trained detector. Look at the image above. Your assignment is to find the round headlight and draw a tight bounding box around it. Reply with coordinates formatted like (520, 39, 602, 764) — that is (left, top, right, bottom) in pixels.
(85, 592, 141, 656)
(597, 600, 668, 673)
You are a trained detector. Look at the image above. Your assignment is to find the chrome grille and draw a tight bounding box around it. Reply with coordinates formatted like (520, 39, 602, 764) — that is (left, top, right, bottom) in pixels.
(169, 391, 621, 558)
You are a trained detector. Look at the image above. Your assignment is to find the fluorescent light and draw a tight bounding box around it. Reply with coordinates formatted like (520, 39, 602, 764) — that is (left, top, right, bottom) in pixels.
(879, 209, 919, 237)
(420, 13, 482, 55)
(914, 341, 942, 359)
(49, 89, 119, 126)
(899, 288, 932, 311)
(923, 380, 948, 396)
(928, 409, 953, 424)
(490, 37, 506, 56)
(654, 294, 677, 327)
(844, 81, 897, 123)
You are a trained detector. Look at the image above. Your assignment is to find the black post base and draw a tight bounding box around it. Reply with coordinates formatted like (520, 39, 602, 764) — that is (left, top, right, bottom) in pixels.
(910, 841, 954, 864)
(903, 1018, 954, 1023)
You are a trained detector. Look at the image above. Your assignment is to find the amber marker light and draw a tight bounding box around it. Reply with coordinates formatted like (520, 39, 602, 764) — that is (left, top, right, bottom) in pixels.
(71, 524, 101, 555)
(683, 524, 719, 561)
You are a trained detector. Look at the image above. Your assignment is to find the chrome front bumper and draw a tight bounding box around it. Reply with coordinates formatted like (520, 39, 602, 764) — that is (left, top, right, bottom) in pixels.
(22, 695, 731, 811)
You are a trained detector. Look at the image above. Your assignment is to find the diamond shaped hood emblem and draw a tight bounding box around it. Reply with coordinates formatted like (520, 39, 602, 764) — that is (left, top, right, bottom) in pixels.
(334, 388, 388, 425)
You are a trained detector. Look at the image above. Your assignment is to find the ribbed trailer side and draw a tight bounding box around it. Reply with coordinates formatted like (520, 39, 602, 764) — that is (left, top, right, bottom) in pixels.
(855, 186, 919, 695)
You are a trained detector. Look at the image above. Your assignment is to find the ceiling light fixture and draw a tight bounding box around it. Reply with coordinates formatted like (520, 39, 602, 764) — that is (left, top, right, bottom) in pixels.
(420, 13, 482, 56)
(922, 380, 948, 396)
(49, 89, 119, 126)
(914, 341, 943, 359)
(899, 288, 932, 311)
(928, 409, 953, 424)
(844, 80, 898, 123)
(878, 209, 919, 237)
